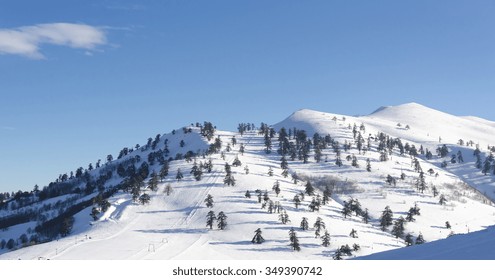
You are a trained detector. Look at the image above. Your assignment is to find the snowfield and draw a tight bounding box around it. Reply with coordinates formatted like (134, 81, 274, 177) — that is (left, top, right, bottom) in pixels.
(1, 103, 495, 260)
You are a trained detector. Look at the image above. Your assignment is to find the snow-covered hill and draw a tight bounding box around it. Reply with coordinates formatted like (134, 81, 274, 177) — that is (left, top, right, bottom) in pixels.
(358, 225, 495, 260)
(1, 103, 495, 260)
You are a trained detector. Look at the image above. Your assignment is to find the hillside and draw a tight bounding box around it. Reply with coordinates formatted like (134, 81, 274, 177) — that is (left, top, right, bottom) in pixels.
(1, 103, 495, 260)
(358, 225, 495, 260)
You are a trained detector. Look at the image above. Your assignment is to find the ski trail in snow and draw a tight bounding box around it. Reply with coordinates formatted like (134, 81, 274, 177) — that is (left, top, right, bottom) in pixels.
(47, 198, 145, 259)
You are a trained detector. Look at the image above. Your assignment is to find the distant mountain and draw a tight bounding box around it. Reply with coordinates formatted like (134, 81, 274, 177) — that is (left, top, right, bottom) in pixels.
(1, 103, 495, 260)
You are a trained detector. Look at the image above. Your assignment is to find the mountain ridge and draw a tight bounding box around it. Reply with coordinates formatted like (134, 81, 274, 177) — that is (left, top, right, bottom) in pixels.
(1, 103, 495, 260)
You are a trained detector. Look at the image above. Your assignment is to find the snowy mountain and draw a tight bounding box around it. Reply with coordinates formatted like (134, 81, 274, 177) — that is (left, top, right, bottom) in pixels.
(1, 103, 495, 260)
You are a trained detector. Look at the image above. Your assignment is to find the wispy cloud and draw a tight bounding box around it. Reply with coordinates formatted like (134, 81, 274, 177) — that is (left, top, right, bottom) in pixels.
(0, 23, 107, 59)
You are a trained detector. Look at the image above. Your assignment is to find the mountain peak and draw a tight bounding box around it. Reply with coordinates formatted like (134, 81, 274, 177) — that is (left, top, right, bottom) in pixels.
(370, 102, 430, 116)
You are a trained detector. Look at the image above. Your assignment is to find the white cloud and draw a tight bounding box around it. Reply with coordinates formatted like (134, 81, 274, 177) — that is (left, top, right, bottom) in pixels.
(0, 23, 107, 59)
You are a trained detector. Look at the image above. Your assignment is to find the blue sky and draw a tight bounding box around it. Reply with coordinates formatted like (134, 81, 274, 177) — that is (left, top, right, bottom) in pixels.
(1, 0, 494, 192)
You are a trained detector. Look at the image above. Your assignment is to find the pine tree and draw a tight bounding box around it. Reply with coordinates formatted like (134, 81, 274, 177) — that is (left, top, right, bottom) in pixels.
(366, 158, 371, 172)
(267, 200, 274, 213)
(293, 194, 301, 209)
(264, 132, 272, 154)
(279, 210, 290, 224)
(90, 207, 100, 221)
(380, 206, 394, 231)
(159, 161, 169, 181)
(351, 155, 359, 168)
(272, 181, 281, 196)
(475, 154, 482, 169)
(321, 230, 331, 247)
(313, 217, 326, 238)
(217, 211, 227, 230)
(245, 190, 251, 198)
(353, 243, 361, 252)
(391, 217, 406, 238)
(280, 156, 289, 170)
(232, 156, 242, 167)
(175, 169, 184, 181)
(223, 163, 236, 186)
(251, 228, 265, 244)
(268, 167, 274, 177)
(305, 181, 315, 196)
(322, 186, 332, 205)
(206, 211, 216, 229)
(333, 249, 343, 260)
(289, 228, 301, 251)
(432, 185, 439, 197)
(308, 198, 318, 212)
(139, 193, 151, 205)
(482, 157, 492, 175)
(416, 172, 427, 193)
(148, 172, 159, 191)
(362, 208, 370, 224)
(205, 194, 214, 208)
(341, 201, 352, 219)
(314, 146, 323, 163)
(131, 183, 141, 202)
(350, 199, 362, 216)
(292, 172, 299, 184)
(224, 172, 236, 186)
(406, 208, 416, 222)
(281, 169, 289, 178)
(405, 233, 414, 246)
(205, 158, 213, 173)
(300, 217, 309, 230)
(415, 233, 426, 245)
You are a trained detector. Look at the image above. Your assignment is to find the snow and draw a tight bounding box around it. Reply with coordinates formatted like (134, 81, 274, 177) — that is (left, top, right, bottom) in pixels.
(358, 225, 495, 260)
(2, 103, 495, 260)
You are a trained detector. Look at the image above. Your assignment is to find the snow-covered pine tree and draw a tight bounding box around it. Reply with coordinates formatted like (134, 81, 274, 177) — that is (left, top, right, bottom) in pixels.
(206, 211, 216, 230)
(293, 195, 301, 209)
(272, 181, 281, 196)
(204, 194, 214, 208)
(289, 228, 301, 251)
(159, 161, 169, 181)
(362, 208, 370, 224)
(380, 206, 394, 231)
(313, 217, 326, 238)
(175, 169, 184, 181)
(391, 217, 406, 238)
(217, 211, 227, 230)
(305, 181, 315, 196)
(268, 167, 274, 177)
(405, 233, 414, 246)
(321, 230, 331, 247)
(279, 210, 290, 224)
(415, 233, 426, 245)
(232, 156, 242, 167)
(300, 217, 309, 230)
(251, 228, 265, 244)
